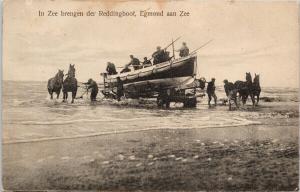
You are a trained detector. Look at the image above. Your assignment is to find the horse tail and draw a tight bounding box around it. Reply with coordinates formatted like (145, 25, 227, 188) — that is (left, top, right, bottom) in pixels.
(47, 78, 53, 90)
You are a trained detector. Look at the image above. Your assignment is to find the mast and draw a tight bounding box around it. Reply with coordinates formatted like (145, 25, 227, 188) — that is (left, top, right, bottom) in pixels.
(172, 38, 175, 59)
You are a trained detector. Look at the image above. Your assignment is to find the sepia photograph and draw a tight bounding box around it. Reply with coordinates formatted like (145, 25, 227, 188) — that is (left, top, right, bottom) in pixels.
(2, 0, 299, 191)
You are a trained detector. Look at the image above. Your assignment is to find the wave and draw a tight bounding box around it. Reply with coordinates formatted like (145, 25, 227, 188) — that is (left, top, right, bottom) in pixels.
(3, 119, 260, 145)
(13, 116, 175, 125)
(259, 96, 298, 102)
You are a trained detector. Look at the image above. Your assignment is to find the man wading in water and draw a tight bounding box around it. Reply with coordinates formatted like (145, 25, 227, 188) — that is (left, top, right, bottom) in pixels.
(207, 78, 217, 106)
(86, 78, 98, 101)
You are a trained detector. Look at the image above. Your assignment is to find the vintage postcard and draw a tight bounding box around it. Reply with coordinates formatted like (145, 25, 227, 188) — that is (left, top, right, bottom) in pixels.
(2, 0, 299, 191)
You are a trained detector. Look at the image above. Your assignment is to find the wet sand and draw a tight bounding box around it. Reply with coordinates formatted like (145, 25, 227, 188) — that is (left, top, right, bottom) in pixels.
(2, 102, 299, 191)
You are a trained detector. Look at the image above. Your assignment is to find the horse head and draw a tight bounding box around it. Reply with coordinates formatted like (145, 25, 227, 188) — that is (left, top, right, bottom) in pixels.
(245, 72, 252, 83)
(254, 73, 260, 84)
(68, 64, 76, 77)
(57, 69, 64, 82)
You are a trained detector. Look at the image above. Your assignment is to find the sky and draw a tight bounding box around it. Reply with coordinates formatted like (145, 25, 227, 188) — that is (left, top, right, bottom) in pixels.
(3, 0, 299, 87)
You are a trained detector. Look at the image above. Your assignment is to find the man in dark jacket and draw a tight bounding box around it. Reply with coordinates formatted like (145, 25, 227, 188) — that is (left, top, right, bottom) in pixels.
(152, 46, 165, 64)
(223, 79, 235, 97)
(207, 78, 217, 106)
(106, 62, 117, 75)
(128, 55, 141, 70)
(142, 57, 152, 68)
(87, 78, 98, 101)
(177, 42, 189, 57)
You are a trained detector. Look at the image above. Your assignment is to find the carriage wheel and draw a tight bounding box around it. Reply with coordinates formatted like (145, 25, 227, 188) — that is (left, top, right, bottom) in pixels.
(183, 97, 197, 108)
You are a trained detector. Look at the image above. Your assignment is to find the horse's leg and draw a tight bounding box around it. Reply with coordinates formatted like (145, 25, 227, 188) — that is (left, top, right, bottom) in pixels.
(233, 96, 238, 109)
(73, 89, 77, 103)
(48, 89, 53, 99)
(62, 92, 65, 102)
(71, 91, 75, 103)
(241, 95, 245, 105)
(243, 94, 248, 105)
(56, 90, 60, 99)
(257, 93, 260, 105)
(250, 94, 255, 106)
(50, 91, 53, 99)
(237, 92, 242, 104)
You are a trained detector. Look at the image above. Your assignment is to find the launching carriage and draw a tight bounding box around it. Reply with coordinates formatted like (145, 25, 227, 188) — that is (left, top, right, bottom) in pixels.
(100, 52, 206, 108)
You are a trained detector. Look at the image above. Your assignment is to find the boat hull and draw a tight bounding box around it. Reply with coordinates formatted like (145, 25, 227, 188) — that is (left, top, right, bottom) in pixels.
(105, 54, 197, 86)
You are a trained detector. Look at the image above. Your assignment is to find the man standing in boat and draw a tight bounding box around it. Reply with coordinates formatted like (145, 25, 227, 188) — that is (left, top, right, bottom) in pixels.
(152, 46, 165, 64)
(86, 78, 98, 101)
(128, 55, 141, 70)
(176, 42, 189, 57)
(142, 57, 152, 68)
(207, 78, 217, 106)
(120, 55, 140, 73)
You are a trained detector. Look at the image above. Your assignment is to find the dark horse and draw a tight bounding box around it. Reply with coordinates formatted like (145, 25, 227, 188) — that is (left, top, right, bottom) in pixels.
(252, 73, 261, 105)
(63, 64, 78, 103)
(47, 70, 64, 99)
(234, 72, 255, 106)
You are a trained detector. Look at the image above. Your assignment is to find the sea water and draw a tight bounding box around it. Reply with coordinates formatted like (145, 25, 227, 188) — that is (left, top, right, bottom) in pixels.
(2, 81, 297, 144)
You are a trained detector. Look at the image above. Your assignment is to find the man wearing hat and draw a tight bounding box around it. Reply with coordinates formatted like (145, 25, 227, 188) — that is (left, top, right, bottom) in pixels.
(86, 78, 98, 101)
(106, 62, 117, 75)
(128, 55, 141, 70)
(121, 55, 140, 73)
(142, 57, 152, 68)
(223, 79, 235, 97)
(177, 42, 189, 57)
(207, 78, 217, 106)
(152, 46, 165, 64)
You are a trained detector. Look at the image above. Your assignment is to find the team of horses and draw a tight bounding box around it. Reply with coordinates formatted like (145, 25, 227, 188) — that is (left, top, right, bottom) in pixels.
(229, 72, 261, 109)
(48, 65, 260, 108)
(47, 64, 78, 103)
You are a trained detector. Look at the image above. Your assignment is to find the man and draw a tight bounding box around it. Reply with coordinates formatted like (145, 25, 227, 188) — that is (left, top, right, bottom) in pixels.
(106, 62, 117, 75)
(223, 79, 238, 109)
(142, 57, 152, 68)
(86, 78, 98, 101)
(116, 77, 124, 101)
(206, 78, 217, 106)
(177, 42, 189, 57)
(223, 79, 235, 97)
(152, 46, 165, 64)
(128, 55, 141, 70)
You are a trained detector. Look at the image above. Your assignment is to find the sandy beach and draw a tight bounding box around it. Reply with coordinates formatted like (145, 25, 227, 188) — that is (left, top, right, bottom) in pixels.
(3, 101, 299, 191)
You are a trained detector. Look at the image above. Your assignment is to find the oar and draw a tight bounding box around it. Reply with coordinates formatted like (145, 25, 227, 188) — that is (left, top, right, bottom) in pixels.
(189, 39, 213, 55)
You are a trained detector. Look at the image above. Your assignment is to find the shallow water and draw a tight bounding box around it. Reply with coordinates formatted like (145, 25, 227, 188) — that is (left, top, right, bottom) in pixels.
(2, 81, 298, 144)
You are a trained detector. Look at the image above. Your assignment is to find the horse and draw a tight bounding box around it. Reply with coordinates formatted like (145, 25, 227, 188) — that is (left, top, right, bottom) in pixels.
(62, 64, 78, 103)
(234, 72, 255, 106)
(252, 73, 261, 105)
(47, 69, 64, 99)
